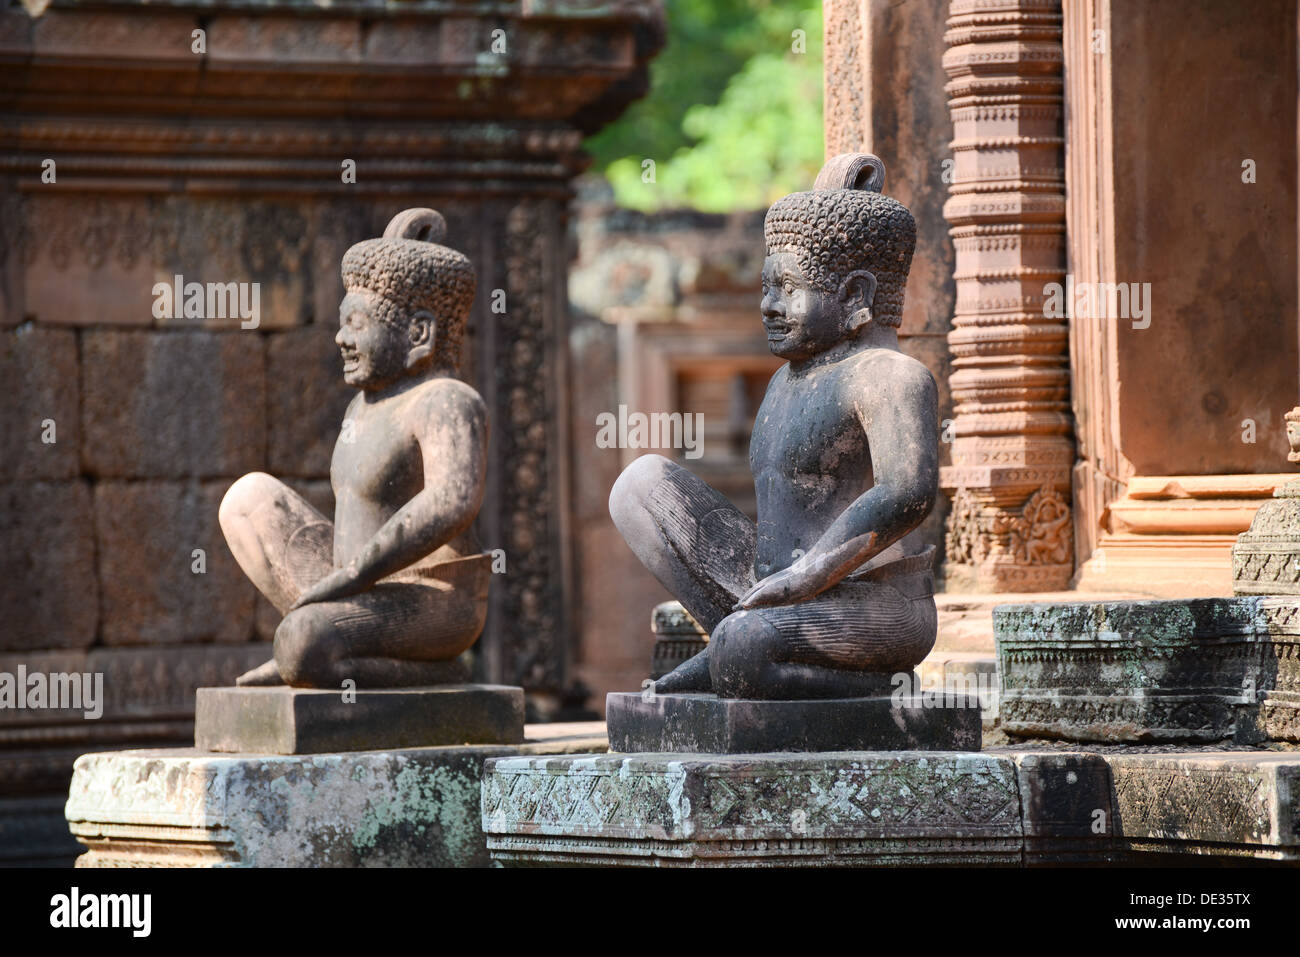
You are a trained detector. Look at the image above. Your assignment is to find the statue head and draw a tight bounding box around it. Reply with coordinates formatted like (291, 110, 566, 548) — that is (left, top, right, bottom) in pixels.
(337, 208, 476, 391)
(761, 154, 915, 361)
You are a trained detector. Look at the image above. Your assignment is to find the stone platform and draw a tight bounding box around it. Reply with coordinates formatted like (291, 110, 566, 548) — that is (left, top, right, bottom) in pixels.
(195, 684, 524, 755)
(607, 690, 982, 753)
(481, 749, 1300, 867)
(995, 596, 1300, 744)
(65, 722, 608, 867)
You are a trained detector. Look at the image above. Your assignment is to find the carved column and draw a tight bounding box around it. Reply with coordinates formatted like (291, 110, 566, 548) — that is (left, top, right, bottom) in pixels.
(939, 0, 1074, 591)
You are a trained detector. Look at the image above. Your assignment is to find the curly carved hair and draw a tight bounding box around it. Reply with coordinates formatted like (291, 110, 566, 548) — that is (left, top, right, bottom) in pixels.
(340, 208, 476, 371)
(764, 156, 916, 328)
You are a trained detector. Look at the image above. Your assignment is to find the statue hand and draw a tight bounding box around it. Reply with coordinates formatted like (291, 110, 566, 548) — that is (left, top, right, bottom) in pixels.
(735, 549, 843, 610)
(290, 567, 366, 610)
(734, 567, 815, 610)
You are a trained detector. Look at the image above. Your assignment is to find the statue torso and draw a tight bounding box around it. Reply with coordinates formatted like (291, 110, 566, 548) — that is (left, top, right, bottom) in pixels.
(330, 379, 481, 571)
(749, 351, 876, 578)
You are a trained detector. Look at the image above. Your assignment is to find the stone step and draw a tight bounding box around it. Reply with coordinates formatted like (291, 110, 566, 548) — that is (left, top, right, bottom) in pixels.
(482, 748, 1300, 867)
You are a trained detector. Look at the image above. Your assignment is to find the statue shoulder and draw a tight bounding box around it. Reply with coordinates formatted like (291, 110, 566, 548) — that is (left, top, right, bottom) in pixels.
(416, 376, 488, 422)
(849, 348, 936, 406)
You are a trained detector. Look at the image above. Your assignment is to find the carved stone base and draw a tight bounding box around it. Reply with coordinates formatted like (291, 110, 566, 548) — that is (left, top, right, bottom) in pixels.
(68, 745, 519, 867)
(482, 749, 1300, 866)
(607, 690, 982, 754)
(65, 723, 608, 867)
(1105, 752, 1300, 863)
(995, 596, 1300, 744)
(483, 752, 1024, 867)
(1233, 477, 1300, 595)
(195, 684, 525, 755)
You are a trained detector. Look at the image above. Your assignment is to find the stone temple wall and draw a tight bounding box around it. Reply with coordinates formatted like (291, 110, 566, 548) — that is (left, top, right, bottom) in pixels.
(0, 0, 663, 864)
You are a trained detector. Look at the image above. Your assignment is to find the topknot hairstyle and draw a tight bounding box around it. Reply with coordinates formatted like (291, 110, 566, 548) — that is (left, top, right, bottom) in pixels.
(763, 154, 916, 328)
(340, 208, 476, 371)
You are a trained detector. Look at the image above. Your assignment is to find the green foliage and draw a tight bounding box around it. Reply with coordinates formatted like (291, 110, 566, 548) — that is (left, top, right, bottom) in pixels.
(585, 0, 824, 213)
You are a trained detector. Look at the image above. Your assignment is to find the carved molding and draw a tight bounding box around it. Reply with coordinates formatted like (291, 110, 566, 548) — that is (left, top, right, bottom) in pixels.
(938, 0, 1073, 591)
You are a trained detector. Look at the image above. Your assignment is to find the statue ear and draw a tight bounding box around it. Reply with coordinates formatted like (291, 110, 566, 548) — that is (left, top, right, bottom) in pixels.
(405, 310, 437, 369)
(839, 271, 877, 332)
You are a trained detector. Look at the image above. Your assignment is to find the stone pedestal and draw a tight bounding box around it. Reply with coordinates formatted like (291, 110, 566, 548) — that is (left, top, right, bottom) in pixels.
(65, 722, 607, 867)
(482, 751, 1024, 867)
(1233, 476, 1300, 596)
(607, 691, 982, 754)
(481, 749, 1300, 866)
(995, 596, 1300, 744)
(195, 684, 525, 755)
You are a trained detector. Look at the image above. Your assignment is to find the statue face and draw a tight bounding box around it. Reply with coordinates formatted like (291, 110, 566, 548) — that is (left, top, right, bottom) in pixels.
(760, 253, 844, 361)
(336, 291, 411, 391)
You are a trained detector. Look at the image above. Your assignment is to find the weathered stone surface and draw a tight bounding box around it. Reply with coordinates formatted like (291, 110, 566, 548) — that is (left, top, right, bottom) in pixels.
(94, 481, 256, 645)
(0, 481, 97, 650)
(81, 330, 266, 479)
(68, 746, 516, 867)
(65, 723, 609, 867)
(995, 596, 1300, 744)
(1237, 596, 1300, 744)
(484, 748, 1300, 866)
(0, 326, 79, 480)
(607, 690, 982, 754)
(266, 325, 353, 478)
(1106, 752, 1300, 862)
(1233, 474, 1300, 596)
(483, 751, 1023, 867)
(0, 644, 273, 735)
(1012, 752, 1120, 865)
(996, 597, 1251, 742)
(649, 600, 707, 680)
(195, 684, 525, 754)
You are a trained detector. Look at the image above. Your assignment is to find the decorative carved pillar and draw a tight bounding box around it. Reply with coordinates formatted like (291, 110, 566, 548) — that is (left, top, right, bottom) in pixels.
(939, 0, 1074, 591)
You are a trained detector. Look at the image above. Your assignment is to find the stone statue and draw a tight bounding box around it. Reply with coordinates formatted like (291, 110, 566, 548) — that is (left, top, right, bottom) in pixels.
(219, 208, 491, 688)
(610, 154, 939, 700)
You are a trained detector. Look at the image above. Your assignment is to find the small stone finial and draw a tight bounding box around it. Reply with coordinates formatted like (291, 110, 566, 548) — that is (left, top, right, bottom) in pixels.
(1285, 406, 1300, 463)
(382, 208, 447, 244)
(814, 153, 885, 193)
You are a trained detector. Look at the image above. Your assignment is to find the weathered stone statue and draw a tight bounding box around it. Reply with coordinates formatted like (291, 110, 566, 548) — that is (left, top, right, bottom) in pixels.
(610, 154, 939, 700)
(219, 208, 491, 688)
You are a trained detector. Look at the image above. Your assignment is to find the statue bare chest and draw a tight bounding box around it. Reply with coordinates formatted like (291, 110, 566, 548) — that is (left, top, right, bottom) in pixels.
(330, 416, 423, 505)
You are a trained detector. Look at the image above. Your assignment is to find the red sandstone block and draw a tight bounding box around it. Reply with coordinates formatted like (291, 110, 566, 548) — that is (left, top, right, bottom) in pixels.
(0, 481, 98, 652)
(81, 329, 266, 479)
(94, 480, 256, 646)
(0, 326, 79, 481)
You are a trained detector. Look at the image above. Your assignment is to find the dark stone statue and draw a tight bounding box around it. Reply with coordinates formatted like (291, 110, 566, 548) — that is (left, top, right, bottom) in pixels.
(609, 154, 940, 700)
(219, 208, 491, 688)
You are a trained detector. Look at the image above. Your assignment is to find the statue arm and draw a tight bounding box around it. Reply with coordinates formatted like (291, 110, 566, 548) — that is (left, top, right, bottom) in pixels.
(737, 365, 937, 609)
